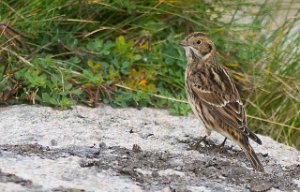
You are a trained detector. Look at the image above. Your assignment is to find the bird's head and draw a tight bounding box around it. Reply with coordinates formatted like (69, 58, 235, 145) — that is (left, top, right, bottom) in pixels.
(180, 32, 215, 62)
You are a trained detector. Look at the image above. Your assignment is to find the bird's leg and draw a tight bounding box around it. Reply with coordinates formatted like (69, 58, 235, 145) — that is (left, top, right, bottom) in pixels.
(216, 137, 227, 148)
(191, 135, 215, 150)
(214, 137, 233, 152)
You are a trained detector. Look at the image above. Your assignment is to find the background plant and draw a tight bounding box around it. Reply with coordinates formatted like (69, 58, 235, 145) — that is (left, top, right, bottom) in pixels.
(0, 0, 299, 149)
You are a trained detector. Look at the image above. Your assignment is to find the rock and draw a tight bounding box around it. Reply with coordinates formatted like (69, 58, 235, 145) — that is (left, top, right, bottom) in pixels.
(0, 104, 299, 192)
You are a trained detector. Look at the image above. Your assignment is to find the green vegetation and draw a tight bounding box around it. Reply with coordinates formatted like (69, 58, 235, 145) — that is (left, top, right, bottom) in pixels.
(0, 0, 299, 148)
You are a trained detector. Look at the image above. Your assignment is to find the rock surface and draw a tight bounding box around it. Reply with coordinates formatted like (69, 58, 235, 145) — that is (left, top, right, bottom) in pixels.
(0, 104, 299, 192)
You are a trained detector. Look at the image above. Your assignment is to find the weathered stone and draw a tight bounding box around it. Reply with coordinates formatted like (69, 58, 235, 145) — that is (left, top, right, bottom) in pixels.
(0, 104, 299, 192)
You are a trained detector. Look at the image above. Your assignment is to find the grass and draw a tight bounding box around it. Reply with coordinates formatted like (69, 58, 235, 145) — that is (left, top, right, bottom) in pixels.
(0, 0, 299, 149)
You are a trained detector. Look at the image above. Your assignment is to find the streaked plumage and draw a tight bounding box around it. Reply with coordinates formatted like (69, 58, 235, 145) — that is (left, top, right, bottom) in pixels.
(180, 32, 264, 172)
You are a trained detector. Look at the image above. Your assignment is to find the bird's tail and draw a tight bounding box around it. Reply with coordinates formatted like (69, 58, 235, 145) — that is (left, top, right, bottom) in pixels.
(239, 138, 264, 172)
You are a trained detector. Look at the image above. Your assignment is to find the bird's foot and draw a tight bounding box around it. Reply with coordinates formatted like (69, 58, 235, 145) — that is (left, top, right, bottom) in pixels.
(212, 138, 232, 152)
(191, 136, 215, 150)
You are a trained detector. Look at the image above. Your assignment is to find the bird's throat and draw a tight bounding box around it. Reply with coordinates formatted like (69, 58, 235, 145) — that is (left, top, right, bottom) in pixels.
(185, 47, 214, 65)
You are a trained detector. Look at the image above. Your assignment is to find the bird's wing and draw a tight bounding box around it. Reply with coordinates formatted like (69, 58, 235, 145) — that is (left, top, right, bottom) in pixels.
(188, 64, 251, 136)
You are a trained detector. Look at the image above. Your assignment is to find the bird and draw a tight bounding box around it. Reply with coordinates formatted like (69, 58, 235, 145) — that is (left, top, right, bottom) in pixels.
(180, 32, 264, 172)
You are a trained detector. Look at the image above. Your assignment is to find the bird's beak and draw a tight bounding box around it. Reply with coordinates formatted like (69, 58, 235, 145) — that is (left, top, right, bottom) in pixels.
(180, 40, 189, 47)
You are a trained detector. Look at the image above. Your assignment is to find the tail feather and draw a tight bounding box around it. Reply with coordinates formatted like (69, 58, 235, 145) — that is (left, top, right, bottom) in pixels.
(242, 126, 262, 145)
(240, 142, 264, 172)
(223, 125, 264, 171)
(248, 131, 262, 145)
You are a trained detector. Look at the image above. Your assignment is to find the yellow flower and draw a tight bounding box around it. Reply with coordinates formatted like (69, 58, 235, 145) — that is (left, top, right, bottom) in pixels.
(87, 59, 100, 73)
(35, 67, 42, 75)
(84, 83, 94, 87)
(87, 59, 93, 67)
(139, 79, 147, 87)
(228, 63, 239, 67)
(139, 42, 148, 50)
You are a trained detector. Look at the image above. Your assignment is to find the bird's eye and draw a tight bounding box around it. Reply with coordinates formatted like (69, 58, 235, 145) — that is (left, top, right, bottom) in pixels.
(196, 40, 202, 44)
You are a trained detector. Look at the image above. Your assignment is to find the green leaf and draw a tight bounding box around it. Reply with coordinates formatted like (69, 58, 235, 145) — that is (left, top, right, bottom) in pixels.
(87, 38, 103, 52)
(133, 54, 142, 61)
(116, 36, 126, 48)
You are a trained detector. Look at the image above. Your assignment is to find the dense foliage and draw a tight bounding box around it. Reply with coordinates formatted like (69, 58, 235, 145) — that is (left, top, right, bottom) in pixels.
(0, 0, 299, 148)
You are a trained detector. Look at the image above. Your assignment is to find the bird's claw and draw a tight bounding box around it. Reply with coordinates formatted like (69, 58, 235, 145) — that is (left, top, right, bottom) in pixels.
(191, 136, 215, 150)
(212, 138, 233, 152)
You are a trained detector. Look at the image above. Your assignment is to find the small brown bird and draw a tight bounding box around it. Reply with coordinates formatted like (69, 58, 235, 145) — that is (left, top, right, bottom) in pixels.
(180, 32, 264, 172)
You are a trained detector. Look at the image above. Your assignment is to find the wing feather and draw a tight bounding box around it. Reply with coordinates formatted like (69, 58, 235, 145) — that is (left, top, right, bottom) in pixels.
(188, 64, 256, 139)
